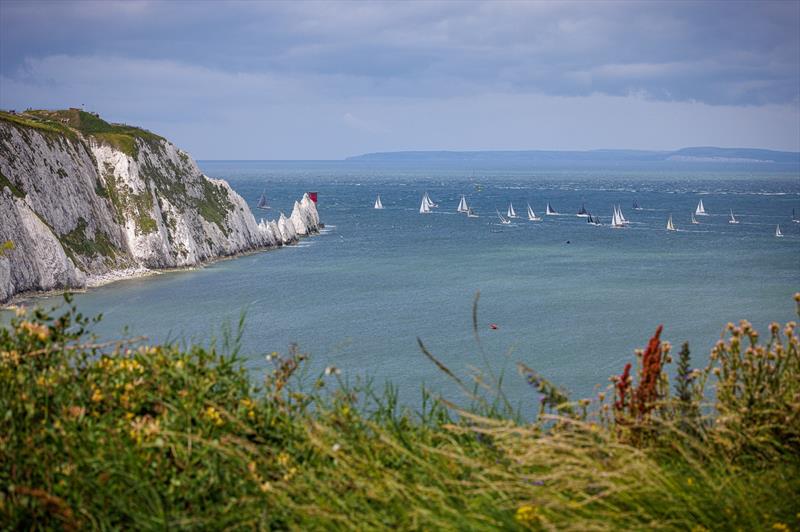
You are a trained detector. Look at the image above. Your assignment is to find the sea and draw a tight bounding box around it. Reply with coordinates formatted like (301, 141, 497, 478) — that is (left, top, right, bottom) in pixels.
(8, 160, 800, 413)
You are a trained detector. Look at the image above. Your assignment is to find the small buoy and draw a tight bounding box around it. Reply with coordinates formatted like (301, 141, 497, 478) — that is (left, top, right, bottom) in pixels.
(489, 323, 498, 330)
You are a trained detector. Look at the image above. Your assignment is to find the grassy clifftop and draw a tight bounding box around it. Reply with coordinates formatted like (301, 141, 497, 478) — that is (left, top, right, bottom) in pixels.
(1, 295, 798, 529)
(0, 109, 163, 158)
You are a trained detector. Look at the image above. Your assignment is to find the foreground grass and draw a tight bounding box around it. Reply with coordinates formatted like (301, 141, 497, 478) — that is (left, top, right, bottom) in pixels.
(1, 296, 799, 530)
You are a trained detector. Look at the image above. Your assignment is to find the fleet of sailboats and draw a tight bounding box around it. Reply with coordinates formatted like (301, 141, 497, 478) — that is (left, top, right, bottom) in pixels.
(527, 203, 542, 221)
(352, 191, 790, 237)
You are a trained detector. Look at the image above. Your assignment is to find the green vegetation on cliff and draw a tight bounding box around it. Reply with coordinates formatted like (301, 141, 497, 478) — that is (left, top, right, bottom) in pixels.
(1, 295, 798, 529)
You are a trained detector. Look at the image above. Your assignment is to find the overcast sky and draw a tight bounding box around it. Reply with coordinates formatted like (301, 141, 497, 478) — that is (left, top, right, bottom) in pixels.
(1, 0, 798, 159)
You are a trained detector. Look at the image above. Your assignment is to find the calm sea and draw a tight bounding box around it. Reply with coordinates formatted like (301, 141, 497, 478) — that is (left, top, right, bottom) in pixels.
(10, 161, 800, 411)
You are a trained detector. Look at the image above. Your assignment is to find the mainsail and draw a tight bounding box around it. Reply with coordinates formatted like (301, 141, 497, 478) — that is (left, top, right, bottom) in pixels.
(374, 194, 384, 209)
(691, 212, 699, 224)
(419, 195, 431, 214)
(257, 189, 269, 210)
(776, 224, 784, 237)
(728, 209, 739, 224)
(611, 206, 625, 228)
(507, 202, 517, 218)
(457, 195, 469, 213)
(666, 215, 676, 231)
(695, 200, 708, 216)
(577, 203, 589, 217)
(546, 202, 558, 215)
(496, 210, 511, 225)
(527, 203, 541, 221)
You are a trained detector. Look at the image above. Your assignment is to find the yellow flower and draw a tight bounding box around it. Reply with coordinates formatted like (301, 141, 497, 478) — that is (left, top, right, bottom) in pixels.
(772, 524, 789, 532)
(259, 481, 272, 492)
(204, 406, 224, 426)
(686, 477, 694, 486)
(691, 526, 708, 532)
(91, 387, 104, 403)
(282, 467, 298, 482)
(515, 504, 540, 523)
(277, 452, 290, 466)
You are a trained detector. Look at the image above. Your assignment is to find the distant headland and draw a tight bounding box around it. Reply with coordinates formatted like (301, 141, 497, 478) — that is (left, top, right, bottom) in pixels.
(347, 147, 800, 165)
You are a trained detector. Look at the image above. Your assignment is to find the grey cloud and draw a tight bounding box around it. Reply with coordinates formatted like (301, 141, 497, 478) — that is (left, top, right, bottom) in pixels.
(1, 0, 798, 105)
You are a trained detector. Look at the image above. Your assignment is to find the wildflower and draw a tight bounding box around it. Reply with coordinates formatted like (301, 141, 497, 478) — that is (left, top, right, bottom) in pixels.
(772, 524, 789, 532)
(691, 526, 708, 532)
(18, 321, 50, 341)
(91, 387, 104, 403)
(175, 359, 184, 370)
(515, 504, 540, 523)
(332, 443, 341, 453)
(277, 452, 290, 466)
(259, 481, 272, 492)
(266, 352, 278, 361)
(204, 406, 224, 426)
(282, 467, 298, 481)
(324, 366, 341, 376)
(686, 477, 694, 486)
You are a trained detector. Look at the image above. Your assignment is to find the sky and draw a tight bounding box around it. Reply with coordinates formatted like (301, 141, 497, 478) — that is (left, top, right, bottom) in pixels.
(1, 0, 798, 159)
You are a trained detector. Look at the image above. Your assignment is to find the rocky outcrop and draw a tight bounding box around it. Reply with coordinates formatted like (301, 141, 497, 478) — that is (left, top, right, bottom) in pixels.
(0, 109, 320, 303)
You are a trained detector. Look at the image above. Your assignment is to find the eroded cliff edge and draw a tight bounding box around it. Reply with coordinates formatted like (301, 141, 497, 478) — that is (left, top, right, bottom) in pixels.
(0, 109, 320, 303)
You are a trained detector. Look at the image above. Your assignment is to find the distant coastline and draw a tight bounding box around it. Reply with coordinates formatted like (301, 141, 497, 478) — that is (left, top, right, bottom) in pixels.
(346, 147, 800, 165)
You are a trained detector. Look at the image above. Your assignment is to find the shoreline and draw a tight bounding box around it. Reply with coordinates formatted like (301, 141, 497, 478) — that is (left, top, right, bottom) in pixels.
(1, 229, 321, 310)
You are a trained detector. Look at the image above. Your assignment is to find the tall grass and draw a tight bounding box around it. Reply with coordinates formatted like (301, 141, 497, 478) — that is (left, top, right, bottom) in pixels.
(1, 294, 798, 530)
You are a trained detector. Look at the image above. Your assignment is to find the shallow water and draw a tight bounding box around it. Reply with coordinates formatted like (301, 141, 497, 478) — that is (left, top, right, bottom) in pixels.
(11, 161, 800, 412)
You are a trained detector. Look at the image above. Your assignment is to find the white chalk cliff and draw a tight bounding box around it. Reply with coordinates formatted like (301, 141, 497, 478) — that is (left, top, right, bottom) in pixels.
(0, 109, 320, 303)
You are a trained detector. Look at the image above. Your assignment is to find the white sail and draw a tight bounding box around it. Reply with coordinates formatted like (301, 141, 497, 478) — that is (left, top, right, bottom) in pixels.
(424, 192, 437, 208)
(611, 206, 624, 228)
(419, 195, 431, 214)
(776, 224, 783, 237)
(467, 207, 478, 218)
(496, 210, 511, 225)
(617, 205, 628, 224)
(457, 195, 468, 213)
(666, 215, 676, 231)
(728, 209, 739, 224)
(507, 202, 517, 218)
(691, 212, 699, 224)
(546, 202, 557, 215)
(695, 200, 708, 216)
(527, 203, 541, 221)
(257, 189, 269, 210)
(374, 194, 383, 209)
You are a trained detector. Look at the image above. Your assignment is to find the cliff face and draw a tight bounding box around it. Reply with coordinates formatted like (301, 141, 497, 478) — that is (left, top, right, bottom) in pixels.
(0, 109, 320, 303)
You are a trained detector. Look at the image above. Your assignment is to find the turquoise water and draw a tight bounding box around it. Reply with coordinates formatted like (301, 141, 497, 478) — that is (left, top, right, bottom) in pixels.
(11, 161, 800, 410)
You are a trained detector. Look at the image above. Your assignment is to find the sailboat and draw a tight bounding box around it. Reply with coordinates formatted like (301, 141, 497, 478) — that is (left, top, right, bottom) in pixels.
(775, 224, 784, 238)
(527, 203, 542, 221)
(546, 202, 558, 215)
(792, 209, 800, 223)
(617, 205, 629, 225)
(507, 202, 517, 218)
(691, 212, 699, 225)
(695, 199, 708, 216)
(424, 192, 438, 208)
(467, 207, 478, 218)
(576, 203, 589, 217)
(256, 189, 270, 210)
(457, 195, 469, 213)
(496, 210, 511, 225)
(633, 200, 643, 211)
(611, 206, 625, 228)
(374, 194, 384, 210)
(419, 195, 431, 214)
(728, 209, 739, 224)
(587, 213, 601, 226)
(666, 215, 676, 231)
